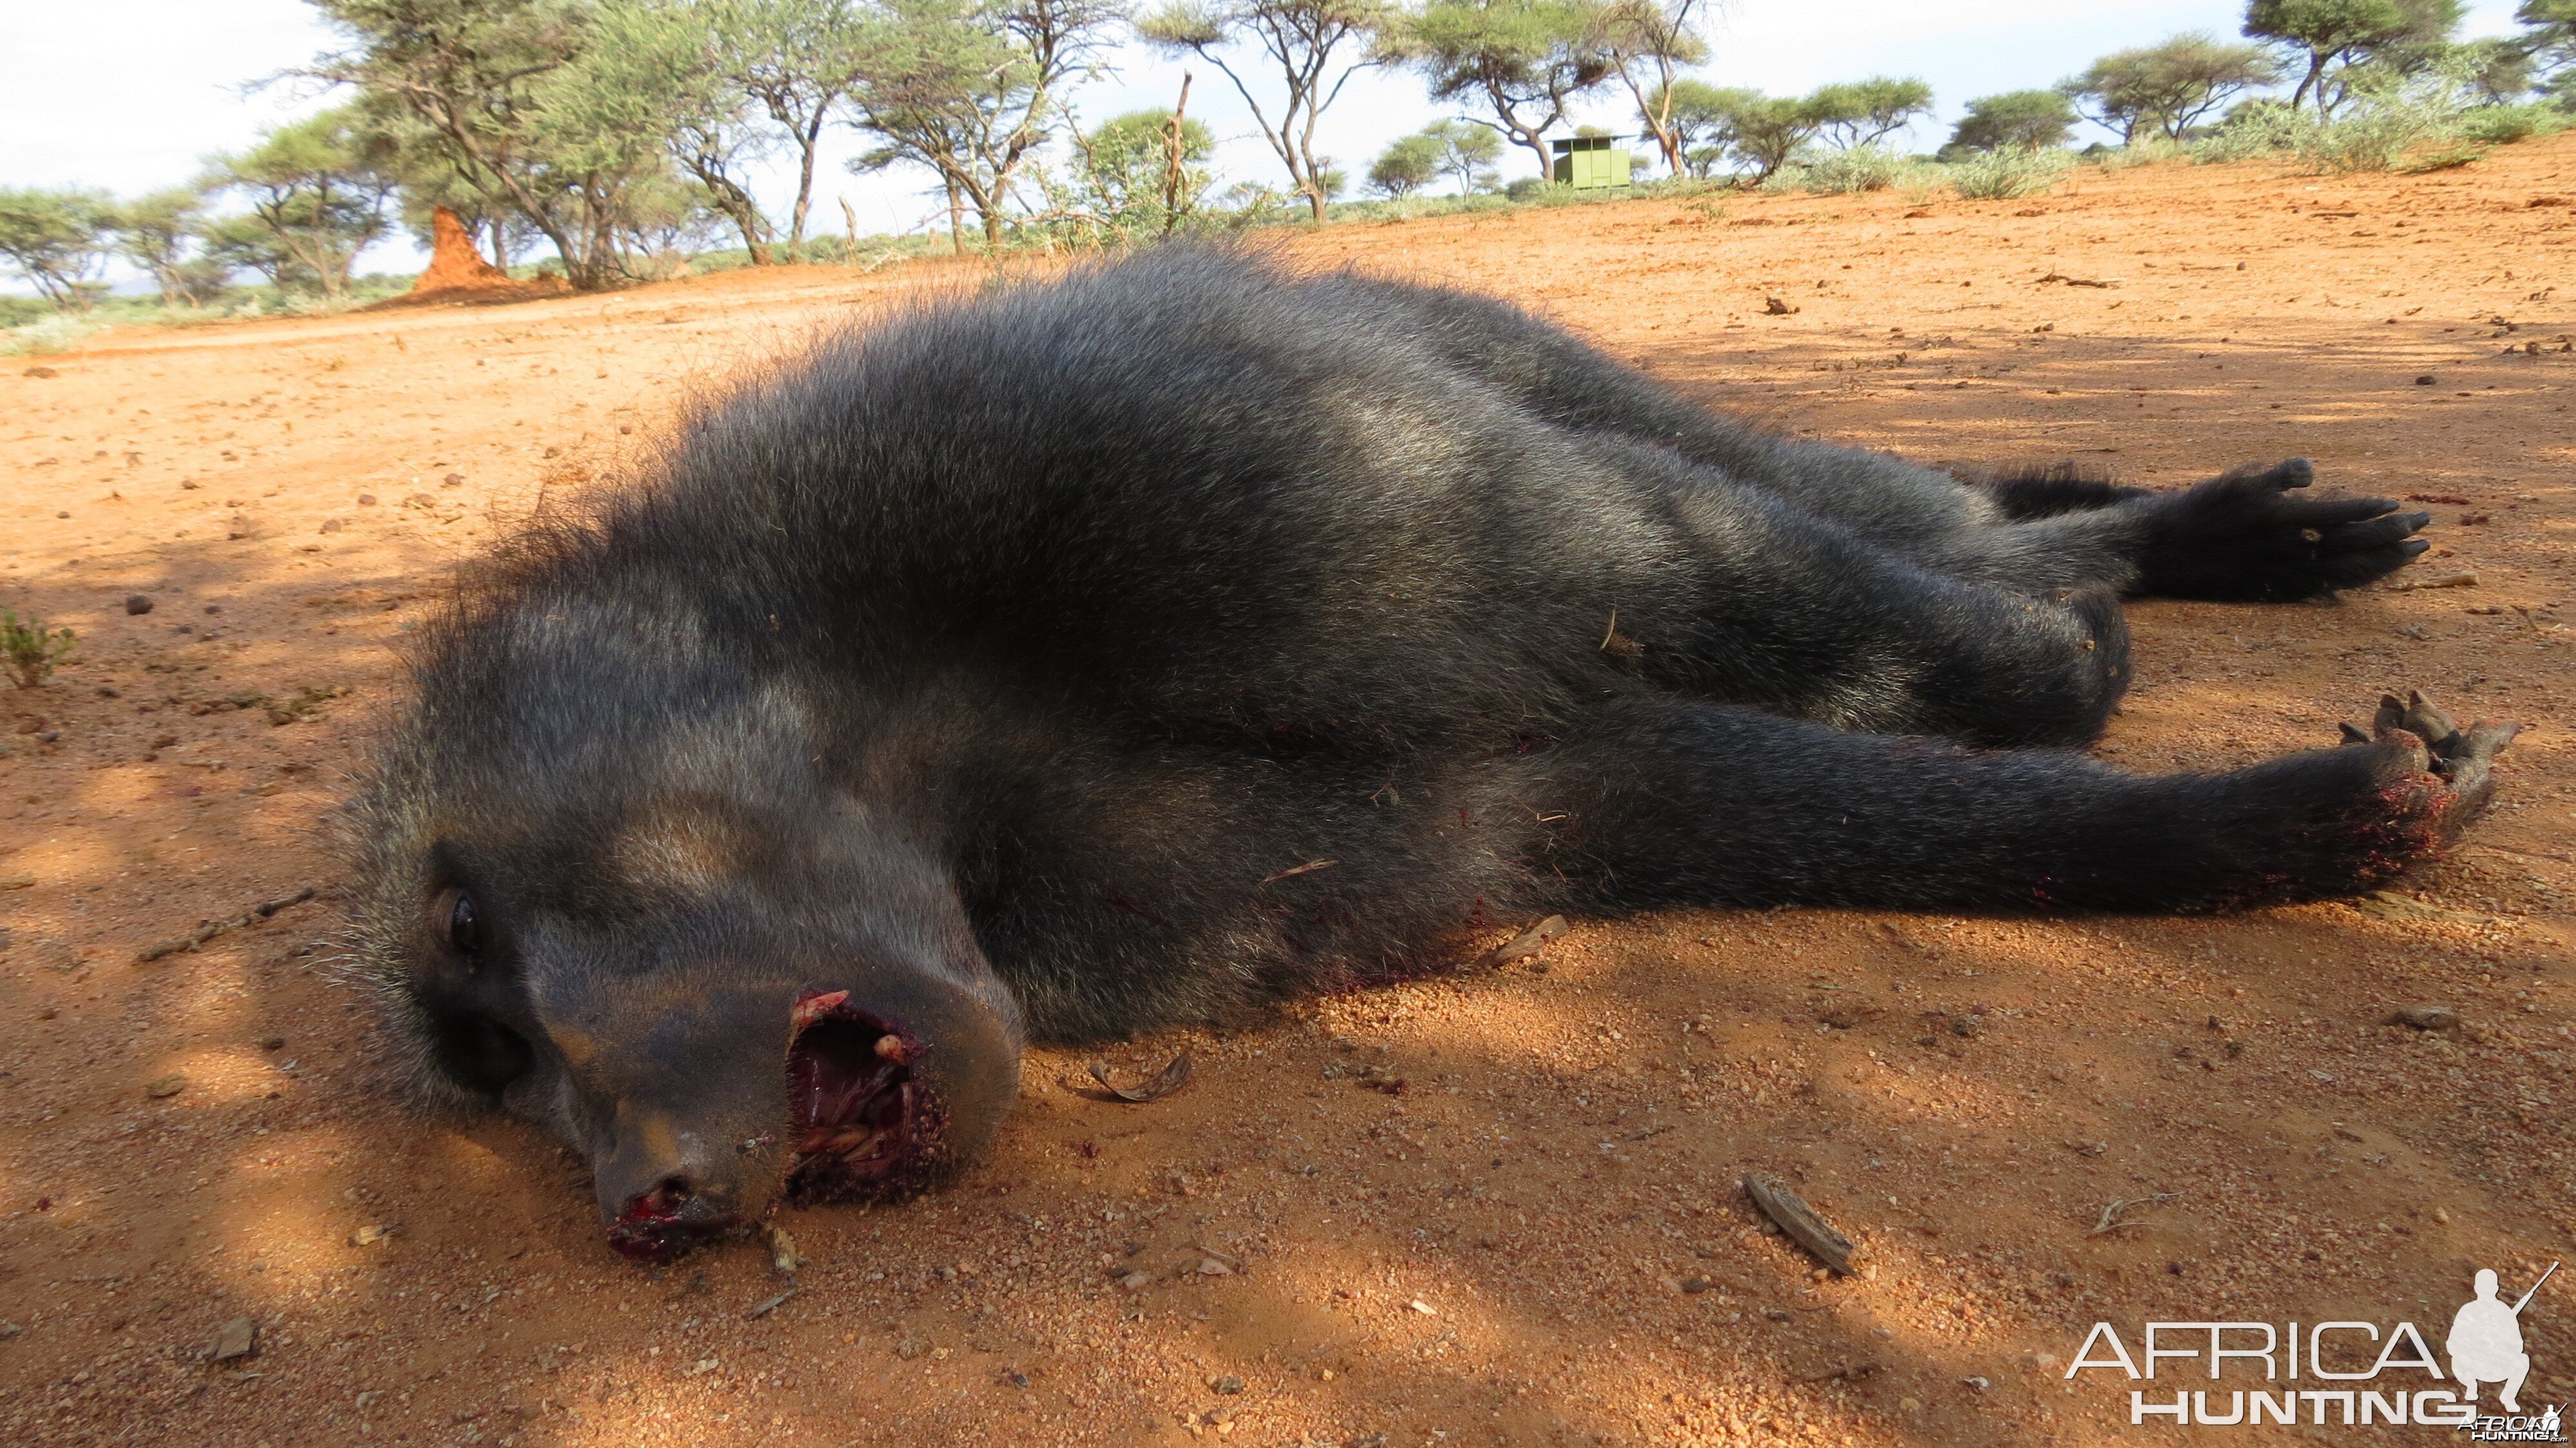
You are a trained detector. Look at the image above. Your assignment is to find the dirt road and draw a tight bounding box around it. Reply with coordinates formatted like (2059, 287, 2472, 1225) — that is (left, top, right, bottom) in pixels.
(4, 142, 2573, 1447)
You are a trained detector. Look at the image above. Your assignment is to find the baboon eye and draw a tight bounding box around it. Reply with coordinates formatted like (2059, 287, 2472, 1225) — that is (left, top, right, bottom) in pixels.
(445, 891, 481, 955)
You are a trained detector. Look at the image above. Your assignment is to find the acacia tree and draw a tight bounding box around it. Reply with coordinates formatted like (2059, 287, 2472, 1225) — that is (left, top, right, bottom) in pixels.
(1804, 75, 1933, 149)
(1405, 0, 1620, 180)
(2528, 0, 2576, 86)
(1598, 0, 1706, 176)
(1367, 131, 1443, 194)
(579, 1, 779, 263)
(1638, 82, 1819, 182)
(1064, 108, 1217, 234)
(207, 107, 398, 304)
(845, 0, 1118, 249)
(1140, 0, 1396, 222)
(1942, 90, 2078, 155)
(1424, 115, 1503, 190)
(2243, 0, 2465, 116)
(0, 188, 116, 309)
(2063, 33, 2278, 142)
(113, 189, 220, 307)
(717, 0, 872, 258)
(301, 0, 666, 290)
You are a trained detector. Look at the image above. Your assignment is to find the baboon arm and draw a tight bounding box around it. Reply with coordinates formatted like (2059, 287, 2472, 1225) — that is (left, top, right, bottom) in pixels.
(1526, 698, 2499, 915)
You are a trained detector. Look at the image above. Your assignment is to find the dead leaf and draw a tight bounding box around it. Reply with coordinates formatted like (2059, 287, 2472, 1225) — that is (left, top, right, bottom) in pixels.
(1086, 1051, 1192, 1103)
(1479, 915, 1569, 969)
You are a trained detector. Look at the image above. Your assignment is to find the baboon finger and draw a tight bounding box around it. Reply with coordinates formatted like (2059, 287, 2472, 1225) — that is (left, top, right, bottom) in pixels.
(2285, 495, 2409, 530)
(2400, 690, 2459, 748)
(2320, 512, 2431, 551)
(2314, 538, 2430, 589)
(2222, 456, 2315, 490)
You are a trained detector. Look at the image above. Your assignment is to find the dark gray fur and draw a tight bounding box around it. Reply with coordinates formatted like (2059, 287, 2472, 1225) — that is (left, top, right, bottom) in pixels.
(347, 247, 2503, 1235)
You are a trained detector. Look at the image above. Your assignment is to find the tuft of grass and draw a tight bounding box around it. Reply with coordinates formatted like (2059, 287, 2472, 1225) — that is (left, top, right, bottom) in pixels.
(2461, 102, 2570, 146)
(1946, 147, 2074, 200)
(1800, 145, 1909, 195)
(2, 314, 97, 357)
(2090, 135, 2185, 171)
(1, 608, 77, 689)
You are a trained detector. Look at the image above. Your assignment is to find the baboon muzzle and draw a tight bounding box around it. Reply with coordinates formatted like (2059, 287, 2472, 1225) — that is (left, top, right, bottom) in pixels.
(574, 966, 1021, 1263)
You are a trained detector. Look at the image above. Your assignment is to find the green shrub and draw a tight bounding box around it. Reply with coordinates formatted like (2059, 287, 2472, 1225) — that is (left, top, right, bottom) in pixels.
(2091, 135, 2185, 171)
(1946, 147, 2072, 200)
(1, 314, 96, 357)
(1897, 167, 1950, 205)
(1801, 144, 1908, 195)
(2195, 62, 2490, 173)
(2462, 104, 2568, 146)
(1, 608, 76, 689)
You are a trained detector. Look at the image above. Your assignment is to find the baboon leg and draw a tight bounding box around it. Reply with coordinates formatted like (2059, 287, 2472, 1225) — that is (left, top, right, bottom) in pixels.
(1969, 464, 2153, 519)
(1605, 441, 2130, 748)
(1520, 695, 2516, 915)
(1344, 280, 2433, 602)
(1933, 457, 2435, 600)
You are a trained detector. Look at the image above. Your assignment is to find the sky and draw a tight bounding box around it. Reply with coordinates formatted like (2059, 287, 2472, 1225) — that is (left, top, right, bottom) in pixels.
(0, 0, 2537, 287)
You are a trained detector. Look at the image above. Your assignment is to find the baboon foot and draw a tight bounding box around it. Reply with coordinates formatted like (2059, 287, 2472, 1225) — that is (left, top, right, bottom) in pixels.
(2139, 457, 2431, 602)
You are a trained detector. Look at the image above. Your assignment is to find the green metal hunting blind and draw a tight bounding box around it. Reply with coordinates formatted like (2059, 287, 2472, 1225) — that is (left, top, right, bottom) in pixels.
(1551, 136, 1633, 189)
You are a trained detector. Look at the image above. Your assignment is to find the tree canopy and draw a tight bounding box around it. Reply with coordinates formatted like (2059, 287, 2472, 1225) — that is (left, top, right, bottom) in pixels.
(1943, 90, 2078, 155)
(1403, 0, 1621, 178)
(1804, 75, 1933, 149)
(0, 188, 117, 309)
(2242, 0, 2465, 115)
(1141, 0, 1396, 221)
(2062, 33, 2278, 141)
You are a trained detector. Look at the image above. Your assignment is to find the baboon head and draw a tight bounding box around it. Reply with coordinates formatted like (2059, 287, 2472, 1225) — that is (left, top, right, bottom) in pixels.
(348, 589, 1023, 1261)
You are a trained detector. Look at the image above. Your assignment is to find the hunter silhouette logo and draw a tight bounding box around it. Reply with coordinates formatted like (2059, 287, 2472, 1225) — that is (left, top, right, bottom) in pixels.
(2451, 1264, 2552, 1413)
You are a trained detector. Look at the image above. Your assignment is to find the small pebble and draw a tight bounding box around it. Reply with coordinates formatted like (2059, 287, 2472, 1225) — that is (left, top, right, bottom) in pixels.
(211, 1318, 258, 1362)
(1209, 1375, 1244, 1395)
(2391, 1004, 2460, 1031)
(145, 1074, 188, 1098)
(124, 594, 153, 615)
(357, 493, 377, 506)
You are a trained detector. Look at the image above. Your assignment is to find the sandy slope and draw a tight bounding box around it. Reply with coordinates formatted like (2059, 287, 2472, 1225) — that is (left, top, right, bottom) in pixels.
(3, 142, 2573, 1447)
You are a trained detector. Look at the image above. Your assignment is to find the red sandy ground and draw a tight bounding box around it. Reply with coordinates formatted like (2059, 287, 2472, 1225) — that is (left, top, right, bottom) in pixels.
(3, 142, 2574, 1448)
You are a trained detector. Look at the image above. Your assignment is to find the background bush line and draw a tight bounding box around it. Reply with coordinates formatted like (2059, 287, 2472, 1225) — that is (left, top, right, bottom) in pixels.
(4, 0, 2573, 345)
